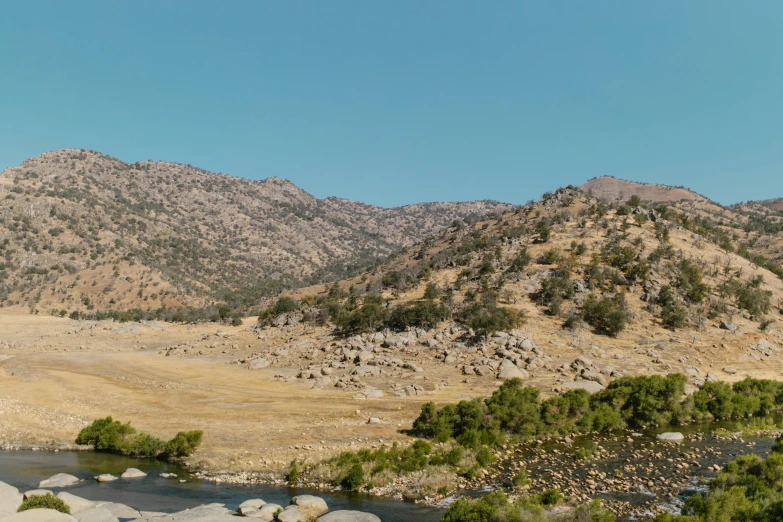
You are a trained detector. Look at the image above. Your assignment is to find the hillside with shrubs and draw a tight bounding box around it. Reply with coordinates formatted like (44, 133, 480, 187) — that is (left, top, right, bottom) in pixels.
(0, 149, 512, 317)
(285, 185, 783, 349)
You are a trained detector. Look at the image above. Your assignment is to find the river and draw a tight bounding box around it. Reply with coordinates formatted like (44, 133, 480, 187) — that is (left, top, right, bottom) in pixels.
(0, 450, 444, 521)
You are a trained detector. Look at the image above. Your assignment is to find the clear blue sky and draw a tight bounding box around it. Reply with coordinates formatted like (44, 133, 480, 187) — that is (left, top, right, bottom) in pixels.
(2, 2, 782, 207)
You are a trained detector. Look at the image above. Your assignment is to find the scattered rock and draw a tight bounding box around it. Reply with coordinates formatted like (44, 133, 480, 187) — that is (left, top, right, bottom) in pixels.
(720, 321, 737, 332)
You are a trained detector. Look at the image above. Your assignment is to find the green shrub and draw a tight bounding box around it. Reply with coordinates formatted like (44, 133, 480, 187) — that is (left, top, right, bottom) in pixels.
(661, 302, 687, 330)
(341, 463, 365, 490)
(76, 416, 137, 452)
(537, 488, 564, 506)
(18, 494, 70, 514)
(508, 248, 532, 272)
(582, 295, 626, 336)
(165, 430, 203, 457)
(76, 417, 202, 459)
(677, 259, 710, 303)
(460, 303, 523, 338)
(735, 286, 772, 319)
(333, 296, 387, 334)
(386, 300, 448, 331)
(537, 249, 561, 265)
(287, 459, 300, 483)
(258, 297, 299, 324)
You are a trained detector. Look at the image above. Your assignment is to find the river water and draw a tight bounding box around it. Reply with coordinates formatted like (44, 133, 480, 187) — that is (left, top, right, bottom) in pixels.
(0, 450, 443, 522)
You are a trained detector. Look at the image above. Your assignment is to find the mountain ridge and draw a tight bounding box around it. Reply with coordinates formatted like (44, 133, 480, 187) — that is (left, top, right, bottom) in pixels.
(0, 148, 515, 314)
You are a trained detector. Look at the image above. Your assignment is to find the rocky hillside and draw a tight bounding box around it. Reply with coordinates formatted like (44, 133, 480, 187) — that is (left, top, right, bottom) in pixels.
(582, 176, 783, 277)
(0, 149, 513, 314)
(277, 185, 783, 393)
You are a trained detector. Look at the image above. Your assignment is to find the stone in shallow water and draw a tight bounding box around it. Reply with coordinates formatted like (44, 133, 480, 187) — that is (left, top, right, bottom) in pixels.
(95, 474, 117, 483)
(120, 468, 147, 479)
(657, 432, 685, 443)
(39, 473, 80, 488)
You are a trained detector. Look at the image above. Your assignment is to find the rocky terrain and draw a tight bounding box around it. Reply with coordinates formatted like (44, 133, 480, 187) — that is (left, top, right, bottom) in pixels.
(0, 149, 513, 314)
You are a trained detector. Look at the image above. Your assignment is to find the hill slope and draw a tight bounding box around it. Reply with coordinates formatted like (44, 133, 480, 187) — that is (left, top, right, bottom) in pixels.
(0, 149, 514, 313)
(580, 176, 712, 206)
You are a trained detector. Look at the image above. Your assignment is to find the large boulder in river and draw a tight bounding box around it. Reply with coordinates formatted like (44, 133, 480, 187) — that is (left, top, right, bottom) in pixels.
(243, 504, 282, 520)
(237, 498, 266, 514)
(57, 492, 97, 513)
(319, 512, 381, 522)
(94, 475, 116, 483)
(244, 504, 283, 522)
(657, 432, 685, 443)
(94, 502, 141, 519)
(290, 496, 329, 519)
(120, 468, 147, 479)
(39, 473, 80, 488)
(0, 480, 23, 517)
(0, 509, 77, 521)
(127, 504, 236, 521)
(73, 507, 120, 522)
(276, 506, 306, 522)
